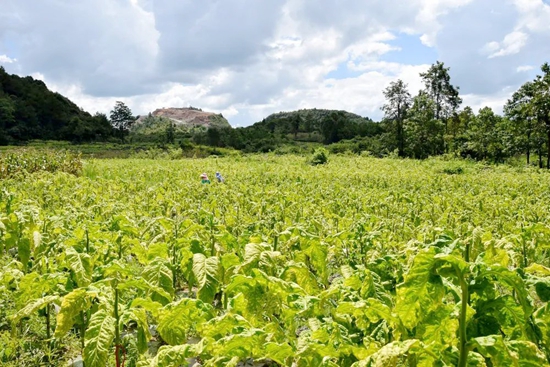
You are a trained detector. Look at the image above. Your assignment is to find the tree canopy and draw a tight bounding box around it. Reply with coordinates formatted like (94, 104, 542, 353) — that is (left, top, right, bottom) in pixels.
(0, 66, 114, 144)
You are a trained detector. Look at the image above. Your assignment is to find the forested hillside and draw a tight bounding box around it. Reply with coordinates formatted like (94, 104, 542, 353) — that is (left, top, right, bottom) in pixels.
(0, 66, 113, 144)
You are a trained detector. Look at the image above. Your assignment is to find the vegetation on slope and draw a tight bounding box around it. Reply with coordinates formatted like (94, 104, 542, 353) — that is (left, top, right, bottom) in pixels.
(0, 67, 113, 144)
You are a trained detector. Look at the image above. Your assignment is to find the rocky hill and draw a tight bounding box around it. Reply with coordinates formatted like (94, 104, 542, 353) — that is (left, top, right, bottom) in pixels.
(133, 107, 230, 134)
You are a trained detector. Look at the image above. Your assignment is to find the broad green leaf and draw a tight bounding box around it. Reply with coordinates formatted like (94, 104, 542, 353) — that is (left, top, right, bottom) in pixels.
(192, 253, 220, 303)
(264, 342, 294, 365)
(131, 297, 163, 319)
(416, 304, 458, 347)
(220, 253, 240, 271)
(150, 345, 194, 367)
(119, 279, 172, 304)
(303, 239, 329, 285)
(479, 242, 510, 267)
(147, 242, 169, 261)
(66, 247, 92, 287)
(55, 288, 93, 338)
(18, 238, 31, 270)
(207, 328, 266, 360)
(535, 280, 550, 302)
(395, 248, 445, 329)
(243, 242, 265, 265)
(526, 263, 550, 276)
(142, 257, 174, 303)
(471, 335, 548, 366)
(11, 295, 58, 324)
(282, 263, 319, 294)
(482, 266, 533, 317)
(120, 308, 151, 354)
(102, 259, 135, 277)
(199, 313, 252, 339)
(83, 310, 116, 367)
(157, 299, 213, 345)
(364, 298, 394, 324)
(352, 339, 421, 367)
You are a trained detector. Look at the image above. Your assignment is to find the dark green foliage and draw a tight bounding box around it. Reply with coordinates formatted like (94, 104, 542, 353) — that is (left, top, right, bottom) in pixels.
(109, 101, 135, 142)
(257, 108, 379, 143)
(536, 281, 550, 302)
(309, 147, 328, 165)
(442, 165, 464, 175)
(210, 109, 382, 153)
(420, 61, 462, 121)
(504, 63, 550, 168)
(0, 67, 114, 144)
(382, 79, 411, 157)
(165, 123, 175, 144)
(403, 92, 445, 159)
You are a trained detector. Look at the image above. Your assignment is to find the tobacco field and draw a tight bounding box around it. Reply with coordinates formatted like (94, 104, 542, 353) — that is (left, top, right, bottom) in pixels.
(2, 153, 550, 366)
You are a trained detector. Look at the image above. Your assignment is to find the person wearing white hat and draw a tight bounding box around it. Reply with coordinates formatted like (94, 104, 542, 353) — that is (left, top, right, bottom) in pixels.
(200, 173, 211, 184)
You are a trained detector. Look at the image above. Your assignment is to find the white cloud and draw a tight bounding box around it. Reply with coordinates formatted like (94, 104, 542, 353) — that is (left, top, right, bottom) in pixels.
(461, 87, 516, 115)
(517, 65, 534, 72)
(0, 54, 16, 63)
(483, 31, 528, 58)
(513, 0, 550, 32)
(2, 0, 549, 126)
(415, 0, 476, 46)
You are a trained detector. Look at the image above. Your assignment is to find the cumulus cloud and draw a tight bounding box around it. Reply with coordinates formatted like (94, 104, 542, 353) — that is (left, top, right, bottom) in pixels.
(2, 0, 160, 96)
(483, 31, 528, 58)
(1, 0, 549, 126)
(517, 65, 534, 72)
(0, 54, 16, 63)
(434, 0, 549, 101)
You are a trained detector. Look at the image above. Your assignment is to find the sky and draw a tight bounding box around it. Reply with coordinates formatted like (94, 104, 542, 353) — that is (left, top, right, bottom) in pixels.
(1, 0, 549, 127)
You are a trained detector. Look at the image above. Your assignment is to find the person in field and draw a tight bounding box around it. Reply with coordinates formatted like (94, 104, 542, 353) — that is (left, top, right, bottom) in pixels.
(215, 172, 224, 183)
(200, 173, 211, 184)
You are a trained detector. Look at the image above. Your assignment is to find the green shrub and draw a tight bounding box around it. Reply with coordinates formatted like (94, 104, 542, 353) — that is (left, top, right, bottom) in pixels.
(442, 165, 464, 175)
(310, 148, 329, 165)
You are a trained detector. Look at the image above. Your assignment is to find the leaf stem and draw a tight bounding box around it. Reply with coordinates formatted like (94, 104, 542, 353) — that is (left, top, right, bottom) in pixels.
(458, 277, 469, 367)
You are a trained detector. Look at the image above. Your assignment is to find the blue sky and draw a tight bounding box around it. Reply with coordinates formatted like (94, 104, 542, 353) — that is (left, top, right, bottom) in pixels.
(1, 0, 549, 127)
(381, 34, 438, 66)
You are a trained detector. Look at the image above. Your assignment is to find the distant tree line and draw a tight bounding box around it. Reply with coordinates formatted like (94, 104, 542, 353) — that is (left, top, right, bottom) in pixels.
(379, 61, 550, 167)
(196, 61, 550, 167)
(2, 61, 550, 167)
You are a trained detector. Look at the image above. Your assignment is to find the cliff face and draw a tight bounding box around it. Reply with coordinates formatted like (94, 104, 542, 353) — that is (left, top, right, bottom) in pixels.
(135, 107, 231, 130)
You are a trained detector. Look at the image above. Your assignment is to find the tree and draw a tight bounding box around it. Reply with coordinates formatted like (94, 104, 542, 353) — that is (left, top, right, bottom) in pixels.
(382, 79, 411, 157)
(109, 101, 135, 142)
(321, 111, 346, 144)
(92, 112, 114, 141)
(533, 63, 550, 168)
(404, 92, 445, 159)
(505, 63, 550, 168)
(165, 122, 175, 144)
(420, 61, 462, 142)
(466, 107, 507, 162)
(291, 114, 302, 138)
(447, 106, 475, 155)
(504, 82, 538, 165)
(206, 128, 221, 147)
